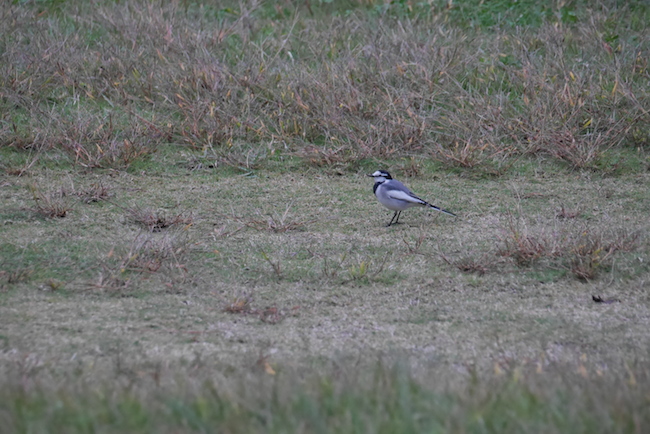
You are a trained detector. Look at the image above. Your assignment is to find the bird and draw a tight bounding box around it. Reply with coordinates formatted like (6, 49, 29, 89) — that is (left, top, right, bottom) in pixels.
(367, 170, 456, 226)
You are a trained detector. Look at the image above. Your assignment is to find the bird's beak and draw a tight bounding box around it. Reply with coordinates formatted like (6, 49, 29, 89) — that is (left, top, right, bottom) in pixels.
(366, 174, 374, 177)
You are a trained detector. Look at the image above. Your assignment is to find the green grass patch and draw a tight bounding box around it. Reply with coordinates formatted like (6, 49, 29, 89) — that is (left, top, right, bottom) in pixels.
(1, 363, 648, 433)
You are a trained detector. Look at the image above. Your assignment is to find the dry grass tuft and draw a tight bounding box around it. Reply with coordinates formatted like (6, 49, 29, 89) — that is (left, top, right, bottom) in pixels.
(543, 128, 620, 170)
(296, 146, 360, 168)
(87, 273, 131, 292)
(556, 205, 581, 219)
(224, 295, 253, 314)
(75, 183, 113, 204)
(244, 215, 314, 233)
(218, 148, 266, 172)
(227, 203, 315, 233)
(497, 220, 554, 266)
(494, 213, 642, 281)
(432, 140, 513, 169)
(0, 269, 33, 290)
(402, 231, 428, 256)
(568, 229, 640, 281)
(29, 185, 72, 218)
(56, 115, 166, 169)
(260, 249, 283, 280)
(397, 157, 424, 178)
(346, 255, 390, 283)
(224, 295, 299, 324)
(258, 306, 300, 324)
(320, 257, 342, 280)
(87, 234, 191, 292)
(442, 253, 496, 276)
(121, 235, 189, 274)
(127, 207, 194, 232)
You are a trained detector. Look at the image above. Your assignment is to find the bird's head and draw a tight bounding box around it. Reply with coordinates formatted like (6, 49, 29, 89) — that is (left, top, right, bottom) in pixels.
(367, 170, 392, 181)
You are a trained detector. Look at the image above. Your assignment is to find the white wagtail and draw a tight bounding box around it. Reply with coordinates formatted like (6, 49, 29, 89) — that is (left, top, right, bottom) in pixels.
(367, 170, 457, 226)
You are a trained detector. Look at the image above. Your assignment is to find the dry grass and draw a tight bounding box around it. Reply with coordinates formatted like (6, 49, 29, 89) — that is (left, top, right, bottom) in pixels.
(296, 145, 360, 168)
(567, 229, 640, 281)
(28, 184, 73, 218)
(84, 232, 192, 293)
(127, 207, 194, 232)
(442, 252, 498, 276)
(492, 212, 643, 282)
(497, 215, 558, 266)
(223, 202, 316, 233)
(74, 182, 113, 203)
(224, 295, 300, 324)
(0, 268, 33, 290)
(1, 1, 648, 172)
(56, 116, 164, 169)
(431, 140, 515, 170)
(223, 294, 253, 314)
(260, 249, 283, 279)
(556, 205, 581, 219)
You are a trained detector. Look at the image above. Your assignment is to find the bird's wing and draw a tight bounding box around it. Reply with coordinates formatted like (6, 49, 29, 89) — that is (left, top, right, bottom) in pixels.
(385, 185, 427, 205)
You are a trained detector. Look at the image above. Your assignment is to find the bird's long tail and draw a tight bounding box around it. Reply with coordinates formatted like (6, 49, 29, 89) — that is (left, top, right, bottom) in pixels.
(426, 203, 457, 217)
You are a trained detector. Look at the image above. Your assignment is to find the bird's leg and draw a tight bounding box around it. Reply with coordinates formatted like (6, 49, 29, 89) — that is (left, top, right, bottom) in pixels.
(386, 211, 399, 227)
(386, 211, 400, 227)
(395, 211, 401, 224)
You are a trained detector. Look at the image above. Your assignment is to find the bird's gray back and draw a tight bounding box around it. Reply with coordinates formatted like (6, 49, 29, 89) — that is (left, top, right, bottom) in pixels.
(384, 180, 413, 195)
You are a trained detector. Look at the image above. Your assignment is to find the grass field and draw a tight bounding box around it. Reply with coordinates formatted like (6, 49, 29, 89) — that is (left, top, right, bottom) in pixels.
(1, 0, 650, 432)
